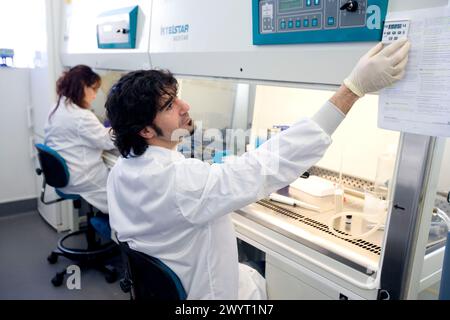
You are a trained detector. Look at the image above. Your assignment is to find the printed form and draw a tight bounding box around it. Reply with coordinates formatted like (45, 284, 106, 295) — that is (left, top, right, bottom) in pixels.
(378, 6, 450, 137)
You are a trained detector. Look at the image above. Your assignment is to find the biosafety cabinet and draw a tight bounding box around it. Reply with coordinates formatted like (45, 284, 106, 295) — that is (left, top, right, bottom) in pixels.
(60, 0, 450, 299)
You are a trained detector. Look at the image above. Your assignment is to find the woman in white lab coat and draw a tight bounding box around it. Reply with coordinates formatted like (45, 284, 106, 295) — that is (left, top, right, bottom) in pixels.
(44, 65, 115, 213)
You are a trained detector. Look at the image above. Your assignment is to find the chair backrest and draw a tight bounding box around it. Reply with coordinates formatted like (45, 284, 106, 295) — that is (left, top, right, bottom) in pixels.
(119, 241, 187, 300)
(35, 143, 70, 188)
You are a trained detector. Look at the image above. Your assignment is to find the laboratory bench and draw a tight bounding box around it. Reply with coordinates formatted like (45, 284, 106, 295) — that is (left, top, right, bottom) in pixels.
(102, 150, 446, 300)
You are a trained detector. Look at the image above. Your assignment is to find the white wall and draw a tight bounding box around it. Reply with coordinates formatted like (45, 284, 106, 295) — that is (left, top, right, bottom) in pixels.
(0, 68, 37, 203)
(0, 0, 48, 68)
(251, 85, 400, 182)
(30, 0, 63, 138)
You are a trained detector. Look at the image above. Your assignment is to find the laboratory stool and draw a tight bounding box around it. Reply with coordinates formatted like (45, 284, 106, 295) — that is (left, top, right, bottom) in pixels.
(118, 241, 187, 300)
(35, 143, 119, 287)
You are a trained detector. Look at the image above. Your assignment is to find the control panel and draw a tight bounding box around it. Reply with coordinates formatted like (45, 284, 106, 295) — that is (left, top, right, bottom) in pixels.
(253, 0, 389, 44)
(381, 20, 409, 44)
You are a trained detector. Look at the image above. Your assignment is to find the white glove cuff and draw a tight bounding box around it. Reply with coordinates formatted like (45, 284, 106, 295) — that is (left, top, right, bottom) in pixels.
(343, 78, 365, 98)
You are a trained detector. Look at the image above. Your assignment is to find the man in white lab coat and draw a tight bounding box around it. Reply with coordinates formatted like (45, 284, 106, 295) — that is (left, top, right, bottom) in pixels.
(105, 40, 410, 299)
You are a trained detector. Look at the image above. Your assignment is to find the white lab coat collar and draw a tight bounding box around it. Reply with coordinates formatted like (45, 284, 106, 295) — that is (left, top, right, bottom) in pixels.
(142, 145, 185, 163)
(62, 98, 81, 110)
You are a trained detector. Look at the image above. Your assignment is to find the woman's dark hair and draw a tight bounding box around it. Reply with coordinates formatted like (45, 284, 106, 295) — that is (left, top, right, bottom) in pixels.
(105, 69, 178, 158)
(49, 65, 101, 120)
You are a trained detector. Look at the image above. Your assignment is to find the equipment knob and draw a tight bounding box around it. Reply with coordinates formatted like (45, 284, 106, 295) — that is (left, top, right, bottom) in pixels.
(340, 0, 359, 12)
(117, 28, 129, 34)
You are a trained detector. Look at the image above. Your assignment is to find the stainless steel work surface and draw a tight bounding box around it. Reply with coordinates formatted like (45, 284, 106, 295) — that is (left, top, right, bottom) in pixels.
(236, 192, 384, 273)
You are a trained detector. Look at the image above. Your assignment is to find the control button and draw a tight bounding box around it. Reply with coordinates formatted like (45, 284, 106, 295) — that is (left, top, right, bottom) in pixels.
(312, 18, 318, 27)
(327, 16, 335, 25)
(314, 0, 320, 5)
(280, 21, 286, 29)
(306, 0, 312, 7)
(303, 19, 309, 27)
(296, 20, 301, 28)
(288, 20, 294, 28)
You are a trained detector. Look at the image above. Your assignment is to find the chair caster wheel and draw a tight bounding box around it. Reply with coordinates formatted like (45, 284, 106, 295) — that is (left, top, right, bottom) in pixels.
(47, 252, 58, 264)
(120, 278, 132, 293)
(51, 272, 65, 287)
(105, 269, 118, 283)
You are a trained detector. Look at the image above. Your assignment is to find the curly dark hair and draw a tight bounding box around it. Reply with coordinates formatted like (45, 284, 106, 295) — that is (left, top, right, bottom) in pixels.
(105, 69, 178, 158)
(49, 65, 101, 120)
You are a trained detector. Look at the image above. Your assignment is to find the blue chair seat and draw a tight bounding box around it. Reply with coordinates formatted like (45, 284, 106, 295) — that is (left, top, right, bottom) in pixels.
(55, 189, 81, 201)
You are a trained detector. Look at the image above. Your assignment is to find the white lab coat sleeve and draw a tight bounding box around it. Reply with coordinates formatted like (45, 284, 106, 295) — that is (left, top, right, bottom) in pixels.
(78, 112, 115, 150)
(312, 100, 345, 136)
(174, 115, 333, 225)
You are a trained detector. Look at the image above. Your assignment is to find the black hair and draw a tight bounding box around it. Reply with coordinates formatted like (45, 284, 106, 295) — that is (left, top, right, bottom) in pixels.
(49, 65, 101, 120)
(105, 69, 178, 158)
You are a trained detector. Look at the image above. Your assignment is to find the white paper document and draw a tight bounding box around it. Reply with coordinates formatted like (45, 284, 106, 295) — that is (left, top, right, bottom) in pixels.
(378, 6, 450, 137)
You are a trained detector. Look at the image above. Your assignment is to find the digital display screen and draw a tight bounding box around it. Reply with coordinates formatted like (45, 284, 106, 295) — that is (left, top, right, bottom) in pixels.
(388, 24, 402, 30)
(279, 0, 301, 11)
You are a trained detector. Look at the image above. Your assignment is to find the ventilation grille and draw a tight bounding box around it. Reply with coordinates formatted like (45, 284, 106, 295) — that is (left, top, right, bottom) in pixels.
(257, 199, 381, 255)
(309, 166, 373, 193)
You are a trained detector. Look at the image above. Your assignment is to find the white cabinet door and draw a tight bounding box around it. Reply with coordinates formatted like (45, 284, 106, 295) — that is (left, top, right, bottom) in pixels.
(0, 68, 36, 203)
